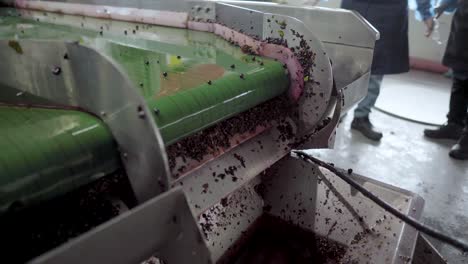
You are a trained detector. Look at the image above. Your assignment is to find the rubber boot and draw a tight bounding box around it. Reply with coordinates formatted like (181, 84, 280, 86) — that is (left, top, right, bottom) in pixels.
(351, 116, 383, 141)
(424, 123, 463, 140)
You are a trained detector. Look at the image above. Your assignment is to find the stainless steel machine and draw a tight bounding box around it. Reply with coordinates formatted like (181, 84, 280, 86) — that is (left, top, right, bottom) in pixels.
(0, 0, 446, 263)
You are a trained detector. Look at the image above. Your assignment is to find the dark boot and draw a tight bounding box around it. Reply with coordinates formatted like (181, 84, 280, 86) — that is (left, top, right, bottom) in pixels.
(449, 129, 468, 160)
(351, 116, 383, 141)
(424, 123, 463, 140)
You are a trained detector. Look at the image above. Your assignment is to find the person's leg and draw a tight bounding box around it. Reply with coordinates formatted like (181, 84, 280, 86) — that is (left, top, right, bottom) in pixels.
(448, 77, 468, 125)
(351, 74, 384, 141)
(449, 78, 468, 160)
(424, 77, 466, 140)
(354, 74, 384, 118)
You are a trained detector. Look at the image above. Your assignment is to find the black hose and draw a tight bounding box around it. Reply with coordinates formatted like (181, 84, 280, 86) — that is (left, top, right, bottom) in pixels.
(293, 150, 468, 252)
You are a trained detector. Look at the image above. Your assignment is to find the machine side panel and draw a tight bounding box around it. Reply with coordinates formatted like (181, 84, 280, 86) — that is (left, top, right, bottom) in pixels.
(30, 188, 211, 264)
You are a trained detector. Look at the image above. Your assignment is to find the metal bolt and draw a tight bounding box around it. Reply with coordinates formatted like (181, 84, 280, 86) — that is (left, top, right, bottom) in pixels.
(239, 73, 245, 79)
(123, 152, 128, 159)
(207, 80, 212, 85)
(153, 108, 160, 115)
(16, 91, 24, 97)
(100, 111, 106, 117)
(63, 53, 69, 60)
(163, 72, 168, 77)
(52, 66, 61, 75)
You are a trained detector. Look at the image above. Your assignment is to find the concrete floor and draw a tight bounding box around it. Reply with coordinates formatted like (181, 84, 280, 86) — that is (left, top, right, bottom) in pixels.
(306, 97, 468, 262)
(375, 70, 452, 125)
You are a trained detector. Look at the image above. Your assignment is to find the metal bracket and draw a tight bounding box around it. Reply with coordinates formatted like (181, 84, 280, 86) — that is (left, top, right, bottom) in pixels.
(214, 0, 378, 112)
(0, 39, 170, 203)
(298, 89, 343, 149)
(204, 2, 334, 135)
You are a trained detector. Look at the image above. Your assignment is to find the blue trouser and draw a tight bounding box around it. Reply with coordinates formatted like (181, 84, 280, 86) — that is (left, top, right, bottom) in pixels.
(354, 74, 384, 118)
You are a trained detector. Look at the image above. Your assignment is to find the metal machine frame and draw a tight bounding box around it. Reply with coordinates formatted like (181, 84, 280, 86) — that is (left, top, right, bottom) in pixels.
(0, 0, 378, 202)
(30, 155, 431, 264)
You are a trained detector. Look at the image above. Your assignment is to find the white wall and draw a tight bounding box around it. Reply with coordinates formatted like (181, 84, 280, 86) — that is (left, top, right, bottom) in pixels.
(310, 0, 453, 63)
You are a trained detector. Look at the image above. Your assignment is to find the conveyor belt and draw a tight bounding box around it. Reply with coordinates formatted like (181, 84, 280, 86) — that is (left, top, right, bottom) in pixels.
(0, 106, 119, 211)
(0, 10, 290, 211)
(0, 10, 289, 144)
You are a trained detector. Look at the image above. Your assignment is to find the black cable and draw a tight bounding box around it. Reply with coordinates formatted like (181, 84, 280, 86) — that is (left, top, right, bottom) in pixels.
(374, 106, 440, 127)
(293, 150, 468, 252)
